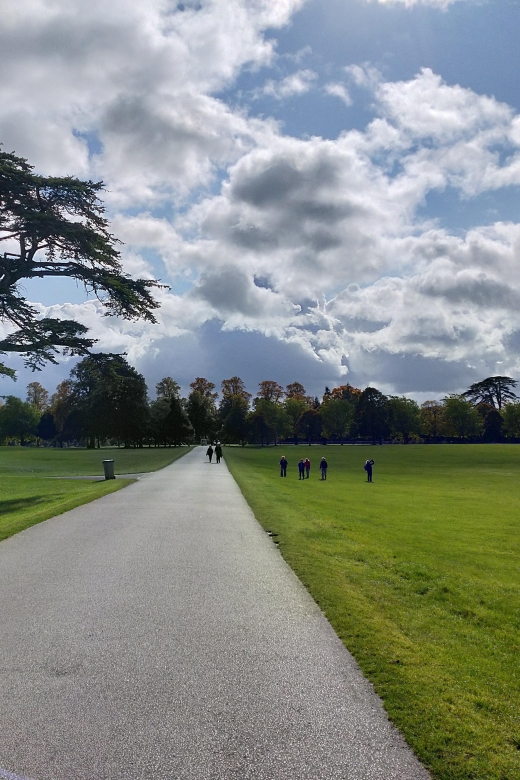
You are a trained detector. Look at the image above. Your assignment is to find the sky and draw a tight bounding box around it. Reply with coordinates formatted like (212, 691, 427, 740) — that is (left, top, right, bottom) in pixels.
(2, 0, 520, 402)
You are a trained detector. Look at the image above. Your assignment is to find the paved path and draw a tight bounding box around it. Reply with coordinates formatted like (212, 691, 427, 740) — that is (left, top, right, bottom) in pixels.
(0, 448, 429, 780)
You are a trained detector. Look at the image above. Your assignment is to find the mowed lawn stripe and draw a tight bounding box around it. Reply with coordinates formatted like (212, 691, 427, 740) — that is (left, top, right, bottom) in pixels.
(224, 444, 520, 780)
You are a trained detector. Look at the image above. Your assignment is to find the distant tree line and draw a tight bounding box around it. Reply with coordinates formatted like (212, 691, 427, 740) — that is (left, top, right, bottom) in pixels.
(1, 362, 519, 448)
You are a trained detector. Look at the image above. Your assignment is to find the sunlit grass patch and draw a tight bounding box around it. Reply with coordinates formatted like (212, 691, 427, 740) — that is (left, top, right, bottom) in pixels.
(224, 444, 520, 780)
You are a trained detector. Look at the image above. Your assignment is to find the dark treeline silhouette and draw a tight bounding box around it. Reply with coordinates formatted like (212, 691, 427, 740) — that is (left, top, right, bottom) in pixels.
(1, 365, 519, 447)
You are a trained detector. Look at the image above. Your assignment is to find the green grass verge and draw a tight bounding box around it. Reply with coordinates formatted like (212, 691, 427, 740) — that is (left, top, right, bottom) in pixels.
(224, 444, 520, 780)
(0, 446, 192, 542)
(0, 445, 193, 476)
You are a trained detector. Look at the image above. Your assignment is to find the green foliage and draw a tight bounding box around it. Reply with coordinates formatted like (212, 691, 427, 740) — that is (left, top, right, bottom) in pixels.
(167, 395, 193, 444)
(463, 376, 517, 409)
(355, 386, 388, 443)
(320, 398, 354, 441)
(148, 398, 172, 445)
(0, 148, 162, 376)
(386, 396, 420, 443)
(502, 402, 520, 439)
(0, 395, 40, 444)
(37, 411, 56, 441)
(442, 395, 483, 439)
(419, 400, 445, 441)
(481, 407, 504, 442)
(296, 407, 322, 443)
(187, 389, 218, 441)
(250, 397, 290, 444)
(221, 394, 249, 444)
(146, 396, 192, 445)
(70, 353, 149, 447)
(225, 444, 520, 780)
(284, 396, 309, 441)
(155, 376, 181, 401)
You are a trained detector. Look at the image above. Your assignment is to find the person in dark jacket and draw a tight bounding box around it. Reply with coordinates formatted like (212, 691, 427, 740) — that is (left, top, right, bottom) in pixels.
(206, 445, 214, 463)
(298, 459, 305, 480)
(320, 457, 328, 480)
(304, 457, 311, 479)
(215, 443, 223, 464)
(364, 459, 374, 482)
(279, 455, 288, 477)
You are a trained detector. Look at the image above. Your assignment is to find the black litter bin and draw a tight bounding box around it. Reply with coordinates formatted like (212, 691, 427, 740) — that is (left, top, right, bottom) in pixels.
(102, 460, 115, 480)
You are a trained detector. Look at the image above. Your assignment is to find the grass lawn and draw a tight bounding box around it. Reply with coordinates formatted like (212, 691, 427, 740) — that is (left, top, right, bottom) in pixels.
(224, 444, 520, 780)
(0, 446, 192, 542)
(0, 444, 193, 476)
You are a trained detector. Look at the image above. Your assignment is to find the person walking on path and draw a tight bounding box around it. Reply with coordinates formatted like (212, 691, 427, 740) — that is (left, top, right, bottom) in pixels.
(215, 443, 223, 464)
(206, 445, 214, 463)
(298, 459, 305, 480)
(320, 457, 328, 480)
(364, 459, 375, 482)
(304, 457, 311, 479)
(279, 455, 288, 477)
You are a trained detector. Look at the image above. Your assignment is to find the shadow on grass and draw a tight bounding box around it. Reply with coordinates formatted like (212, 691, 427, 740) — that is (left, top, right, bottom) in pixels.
(0, 496, 46, 514)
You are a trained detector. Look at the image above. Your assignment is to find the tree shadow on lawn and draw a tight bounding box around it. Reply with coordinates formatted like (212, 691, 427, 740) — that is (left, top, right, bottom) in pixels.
(0, 496, 46, 515)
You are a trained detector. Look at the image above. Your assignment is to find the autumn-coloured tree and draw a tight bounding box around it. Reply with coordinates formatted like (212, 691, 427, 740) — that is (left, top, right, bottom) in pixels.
(26, 380, 49, 411)
(257, 380, 284, 403)
(50, 379, 77, 443)
(329, 384, 362, 403)
(221, 376, 251, 401)
(285, 382, 307, 399)
(189, 377, 218, 400)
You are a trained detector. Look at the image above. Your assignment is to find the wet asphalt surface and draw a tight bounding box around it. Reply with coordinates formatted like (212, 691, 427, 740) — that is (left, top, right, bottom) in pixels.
(0, 447, 430, 780)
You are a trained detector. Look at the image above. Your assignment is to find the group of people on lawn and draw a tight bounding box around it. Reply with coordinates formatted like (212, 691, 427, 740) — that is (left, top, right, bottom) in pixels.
(279, 455, 375, 482)
(279, 455, 328, 480)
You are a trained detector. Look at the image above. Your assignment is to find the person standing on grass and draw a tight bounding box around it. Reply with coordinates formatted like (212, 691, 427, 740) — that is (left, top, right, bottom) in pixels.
(280, 455, 288, 477)
(298, 459, 305, 480)
(215, 443, 223, 464)
(320, 457, 328, 480)
(206, 445, 214, 463)
(364, 459, 374, 482)
(304, 457, 311, 479)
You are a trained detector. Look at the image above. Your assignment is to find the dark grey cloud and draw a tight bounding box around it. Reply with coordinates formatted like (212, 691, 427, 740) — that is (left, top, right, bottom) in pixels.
(347, 350, 486, 394)
(229, 224, 279, 250)
(418, 274, 520, 309)
(191, 267, 264, 315)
